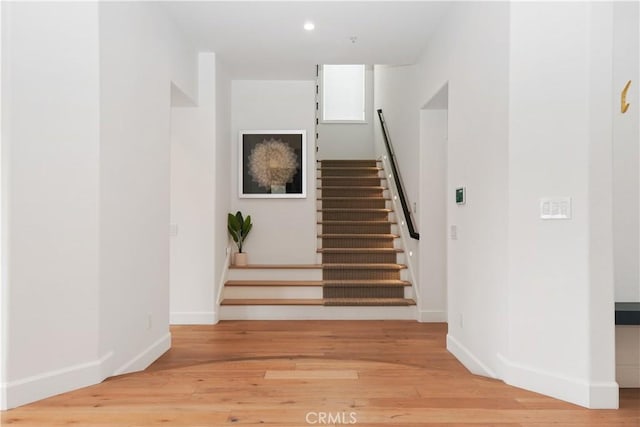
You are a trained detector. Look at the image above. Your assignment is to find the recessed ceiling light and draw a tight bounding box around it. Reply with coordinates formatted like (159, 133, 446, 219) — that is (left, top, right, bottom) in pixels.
(304, 22, 315, 31)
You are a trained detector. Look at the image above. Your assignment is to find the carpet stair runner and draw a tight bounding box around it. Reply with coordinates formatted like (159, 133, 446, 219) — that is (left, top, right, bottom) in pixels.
(318, 159, 416, 307)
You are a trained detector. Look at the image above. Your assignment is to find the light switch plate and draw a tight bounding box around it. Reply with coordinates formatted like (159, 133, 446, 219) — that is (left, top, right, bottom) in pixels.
(540, 197, 571, 220)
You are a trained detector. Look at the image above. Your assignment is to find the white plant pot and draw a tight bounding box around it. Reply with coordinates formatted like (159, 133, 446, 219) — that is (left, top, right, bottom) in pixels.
(234, 252, 248, 266)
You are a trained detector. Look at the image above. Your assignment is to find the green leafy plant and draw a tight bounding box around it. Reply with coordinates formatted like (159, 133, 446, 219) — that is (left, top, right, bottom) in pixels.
(227, 211, 253, 253)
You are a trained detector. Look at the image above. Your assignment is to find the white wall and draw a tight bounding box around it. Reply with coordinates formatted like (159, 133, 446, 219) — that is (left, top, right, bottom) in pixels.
(231, 80, 316, 264)
(613, 1, 640, 303)
(418, 105, 447, 322)
(317, 67, 375, 160)
(1, 0, 7, 409)
(170, 53, 216, 325)
(98, 1, 197, 377)
(506, 2, 617, 408)
(612, 0, 640, 389)
(375, 1, 510, 374)
(375, 1, 619, 408)
(214, 60, 232, 303)
(1, 2, 101, 408)
(0, 0, 199, 410)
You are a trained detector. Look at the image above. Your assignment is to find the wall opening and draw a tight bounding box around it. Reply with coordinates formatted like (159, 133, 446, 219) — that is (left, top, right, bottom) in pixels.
(419, 82, 449, 322)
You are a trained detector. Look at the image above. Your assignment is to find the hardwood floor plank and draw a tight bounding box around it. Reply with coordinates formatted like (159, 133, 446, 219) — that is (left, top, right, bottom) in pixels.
(1, 321, 637, 426)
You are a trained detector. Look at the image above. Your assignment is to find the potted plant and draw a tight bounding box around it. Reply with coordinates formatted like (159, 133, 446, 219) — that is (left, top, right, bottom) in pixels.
(228, 211, 252, 266)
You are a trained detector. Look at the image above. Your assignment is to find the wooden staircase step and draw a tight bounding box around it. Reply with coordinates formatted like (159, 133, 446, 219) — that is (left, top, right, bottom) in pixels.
(318, 234, 399, 239)
(221, 299, 324, 306)
(318, 221, 397, 224)
(322, 263, 407, 270)
(318, 197, 391, 201)
(225, 280, 322, 287)
(318, 208, 392, 212)
(229, 264, 322, 270)
(317, 248, 402, 253)
(318, 176, 387, 180)
(323, 280, 411, 287)
(318, 186, 387, 190)
(317, 167, 383, 171)
(323, 298, 416, 306)
(318, 159, 380, 163)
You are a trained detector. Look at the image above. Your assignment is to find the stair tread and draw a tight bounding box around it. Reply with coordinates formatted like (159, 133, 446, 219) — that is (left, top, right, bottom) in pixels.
(323, 298, 416, 306)
(318, 220, 397, 224)
(318, 208, 393, 212)
(318, 234, 399, 238)
(318, 167, 383, 171)
(322, 263, 407, 269)
(318, 186, 387, 189)
(323, 280, 411, 286)
(221, 299, 324, 306)
(225, 280, 322, 287)
(317, 248, 403, 253)
(318, 197, 391, 200)
(318, 176, 387, 180)
(229, 264, 322, 270)
(318, 159, 380, 162)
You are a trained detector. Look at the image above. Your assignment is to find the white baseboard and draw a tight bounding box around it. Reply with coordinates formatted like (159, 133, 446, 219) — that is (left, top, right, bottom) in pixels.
(497, 353, 619, 409)
(1, 351, 113, 410)
(418, 310, 447, 323)
(170, 311, 217, 325)
(446, 334, 497, 378)
(113, 332, 171, 376)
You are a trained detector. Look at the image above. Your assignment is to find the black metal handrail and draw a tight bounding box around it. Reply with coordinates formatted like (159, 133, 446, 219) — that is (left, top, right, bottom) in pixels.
(377, 109, 419, 240)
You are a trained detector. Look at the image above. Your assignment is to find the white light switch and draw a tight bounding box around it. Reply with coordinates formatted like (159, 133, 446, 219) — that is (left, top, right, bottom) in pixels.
(450, 225, 458, 240)
(169, 224, 179, 237)
(540, 197, 571, 220)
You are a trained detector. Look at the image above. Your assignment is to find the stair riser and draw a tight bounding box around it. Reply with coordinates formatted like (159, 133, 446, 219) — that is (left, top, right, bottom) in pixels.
(219, 305, 417, 320)
(319, 188, 385, 197)
(227, 269, 322, 281)
(323, 287, 405, 299)
(319, 161, 379, 167)
(323, 270, 401, 280)
(320, 199, 388, 209)
(224, 286, 323, 299)
(319, 169, 381, 178)
(321, 211, 391, 221)
(320, 224, 393, 234)
(318, 178, 382, 186)
(319, 238, 395, 249)
(322, 253, 398, 264)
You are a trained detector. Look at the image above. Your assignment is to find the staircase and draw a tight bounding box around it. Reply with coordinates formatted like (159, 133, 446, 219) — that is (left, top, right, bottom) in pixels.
(318, 159, 415, 306)
(219, 159, 416, 320)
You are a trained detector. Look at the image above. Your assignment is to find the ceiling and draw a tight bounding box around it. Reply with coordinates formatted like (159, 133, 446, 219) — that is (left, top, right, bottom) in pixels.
(162, 1, 452, 79)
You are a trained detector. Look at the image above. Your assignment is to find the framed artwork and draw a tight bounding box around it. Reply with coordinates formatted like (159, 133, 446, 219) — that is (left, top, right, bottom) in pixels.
(239, 130, 307, 198)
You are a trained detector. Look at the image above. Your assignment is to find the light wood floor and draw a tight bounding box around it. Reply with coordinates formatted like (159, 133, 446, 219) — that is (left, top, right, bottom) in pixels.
(2, 321, 639, 426)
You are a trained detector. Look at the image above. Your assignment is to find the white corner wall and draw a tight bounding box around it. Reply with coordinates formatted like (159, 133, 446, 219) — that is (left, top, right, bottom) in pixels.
(98, 1, 197, 377)
(170, 53, 217, 325)
(612, 1, 640, 389)
(214, 60, 232, 305)
(375, 1, 619, 409)
(230, 80, 317, 264)
(506, 1, 617, 408)
(613, 1, 640, 303)
(1, 2, 101, 409)
(0, 1, 199, 410)
(1, 0, 7, 409)
(375, 1, 510, 367)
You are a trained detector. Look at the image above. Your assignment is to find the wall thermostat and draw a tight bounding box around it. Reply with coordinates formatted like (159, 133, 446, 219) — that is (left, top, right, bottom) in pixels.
(456, 187, 466, 205)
